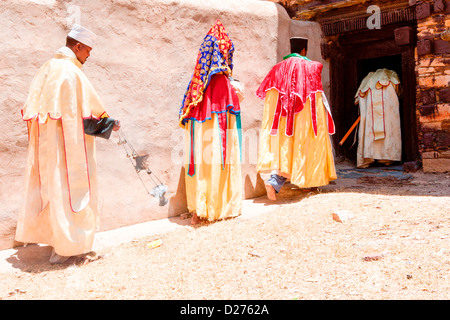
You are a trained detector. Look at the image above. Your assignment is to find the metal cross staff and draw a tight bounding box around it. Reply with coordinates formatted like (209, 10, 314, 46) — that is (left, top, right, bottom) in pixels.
(116, 128, 168, 206)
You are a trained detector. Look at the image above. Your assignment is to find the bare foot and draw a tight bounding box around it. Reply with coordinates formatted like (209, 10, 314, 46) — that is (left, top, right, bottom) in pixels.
(191, 212, 202, 225)
(265, 184, 277, 201)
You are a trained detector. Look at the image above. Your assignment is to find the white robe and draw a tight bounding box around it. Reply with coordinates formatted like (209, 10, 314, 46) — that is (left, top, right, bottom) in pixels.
(355, 69, 402, 168)
(15, 47, 109, 257)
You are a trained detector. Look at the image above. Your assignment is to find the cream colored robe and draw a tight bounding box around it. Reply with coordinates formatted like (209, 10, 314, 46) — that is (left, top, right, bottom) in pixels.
(15, 47, 109, 257)
(355, 69, 402, 168)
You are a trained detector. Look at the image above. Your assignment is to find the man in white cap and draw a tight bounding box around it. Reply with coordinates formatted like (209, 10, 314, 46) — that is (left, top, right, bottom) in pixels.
(15, 24, 120, 264)
(66, 23, 96, 64)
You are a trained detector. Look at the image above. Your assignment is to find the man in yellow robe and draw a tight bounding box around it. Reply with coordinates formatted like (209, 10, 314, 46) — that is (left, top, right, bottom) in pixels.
(15, 24, 120, 264)
(256, 38, 337, 200)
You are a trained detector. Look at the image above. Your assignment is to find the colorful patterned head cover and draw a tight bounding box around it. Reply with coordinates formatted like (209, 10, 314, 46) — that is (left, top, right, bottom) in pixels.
(179, 20, 235, 127)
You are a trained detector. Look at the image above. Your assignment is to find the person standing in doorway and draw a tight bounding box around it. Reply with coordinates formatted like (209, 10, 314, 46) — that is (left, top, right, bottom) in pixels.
(354, 68, 402, 168)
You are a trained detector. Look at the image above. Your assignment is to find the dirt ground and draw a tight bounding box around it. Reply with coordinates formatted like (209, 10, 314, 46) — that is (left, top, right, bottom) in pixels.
(0, 162, 449, 300)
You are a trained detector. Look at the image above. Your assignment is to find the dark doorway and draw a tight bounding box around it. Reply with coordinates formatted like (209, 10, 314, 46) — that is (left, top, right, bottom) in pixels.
(328, 22, 418, 165)
(355, 54, 406, 164)
(357, 54, 402, 86)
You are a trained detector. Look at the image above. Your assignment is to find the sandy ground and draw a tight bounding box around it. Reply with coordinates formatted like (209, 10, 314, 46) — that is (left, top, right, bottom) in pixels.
(0, 162, 449, 300)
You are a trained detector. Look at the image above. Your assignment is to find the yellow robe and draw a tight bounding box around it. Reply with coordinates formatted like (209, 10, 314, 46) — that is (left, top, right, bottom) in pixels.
(184, 112, 242, 221)
(257, 89, 337, 188)
(15, 47, 108, 257)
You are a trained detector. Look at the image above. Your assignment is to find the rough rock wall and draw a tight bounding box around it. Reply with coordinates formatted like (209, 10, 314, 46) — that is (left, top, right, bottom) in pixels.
(0, 0, 325, 250)
(415, 0, 450, 173)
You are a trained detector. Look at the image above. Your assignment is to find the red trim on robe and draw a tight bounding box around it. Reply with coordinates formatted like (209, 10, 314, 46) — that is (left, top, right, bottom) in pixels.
(311, 93, 317, 136)
(256, 57, 325, 137)
(188, 123, 195, 176)
(184, 74, 241, 176)
(327, 110, 335, 135)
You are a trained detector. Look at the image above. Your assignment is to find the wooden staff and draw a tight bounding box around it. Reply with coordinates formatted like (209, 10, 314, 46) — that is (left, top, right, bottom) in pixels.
(339, 116, 360, 146)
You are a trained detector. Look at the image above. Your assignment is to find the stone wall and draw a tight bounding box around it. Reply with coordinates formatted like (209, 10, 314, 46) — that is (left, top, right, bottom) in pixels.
(0, 0, 326, 250)
(291, 19, 330, 98)
(416, 0, 450, 172)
